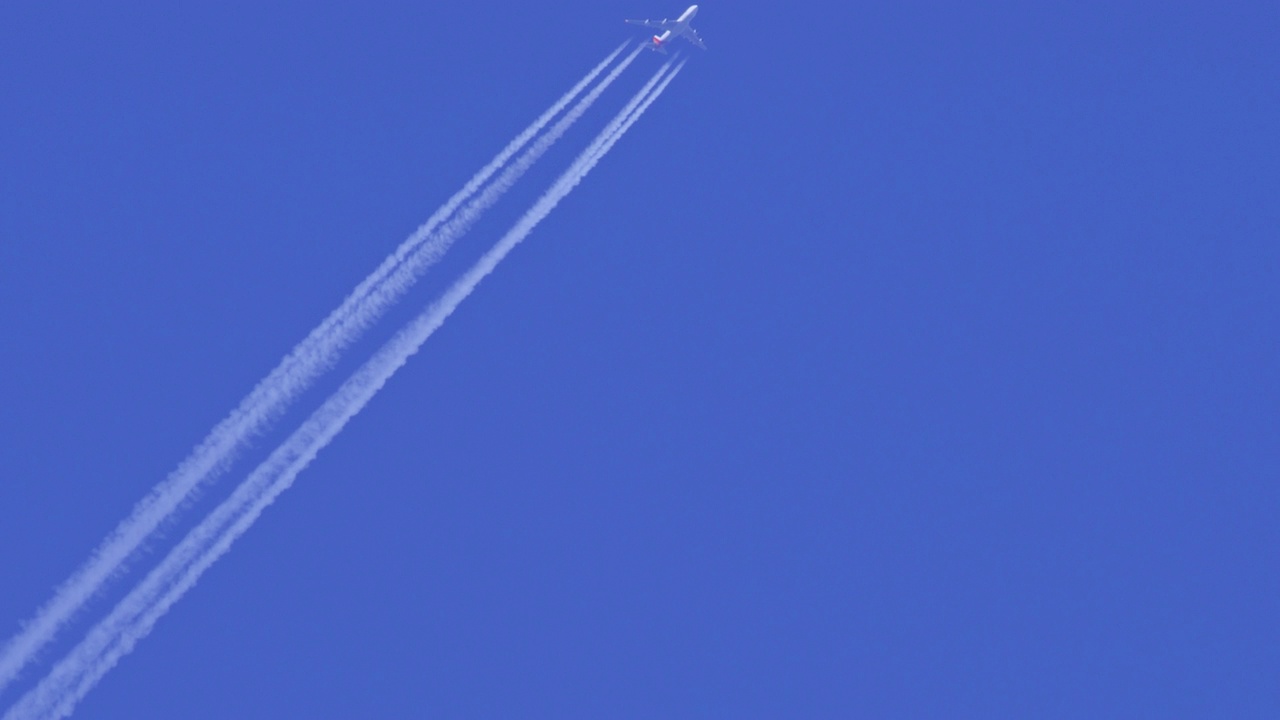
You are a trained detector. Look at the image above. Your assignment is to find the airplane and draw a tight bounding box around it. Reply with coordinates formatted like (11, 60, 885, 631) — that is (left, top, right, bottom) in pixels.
(625, 5, 707, 54)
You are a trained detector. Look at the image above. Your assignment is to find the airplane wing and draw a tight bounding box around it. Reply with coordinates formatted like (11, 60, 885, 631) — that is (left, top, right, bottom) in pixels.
(625, 18, 672, 31)
(683, 27, 707, 50)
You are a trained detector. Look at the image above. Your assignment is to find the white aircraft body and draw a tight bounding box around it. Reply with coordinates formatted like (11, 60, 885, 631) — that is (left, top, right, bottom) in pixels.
(626, 5, 707, 54)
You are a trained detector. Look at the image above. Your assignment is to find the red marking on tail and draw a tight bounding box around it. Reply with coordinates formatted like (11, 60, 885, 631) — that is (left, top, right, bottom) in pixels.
(652, 36, 663, 46)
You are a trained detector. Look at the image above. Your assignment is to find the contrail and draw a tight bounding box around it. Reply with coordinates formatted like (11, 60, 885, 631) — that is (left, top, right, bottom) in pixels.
(587, 58, 686, 167)
(343, 43, 647, 330)
(0, 42, 630, 696)
(4, 57, 684, 720)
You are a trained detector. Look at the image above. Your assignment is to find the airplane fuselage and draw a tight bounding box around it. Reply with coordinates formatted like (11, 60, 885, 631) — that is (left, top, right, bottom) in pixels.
(626, 5, 705, 54)
(652, 5, 698, 47)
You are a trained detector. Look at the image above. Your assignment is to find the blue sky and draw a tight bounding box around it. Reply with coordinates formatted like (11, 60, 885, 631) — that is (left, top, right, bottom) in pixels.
(1, 1, 1277, 717)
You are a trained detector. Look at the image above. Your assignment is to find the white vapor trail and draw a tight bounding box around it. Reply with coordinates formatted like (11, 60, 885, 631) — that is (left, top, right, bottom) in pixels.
(0, 42, 631, 695)
(4, 56, 684, 720)
(339, 43, 646, 332)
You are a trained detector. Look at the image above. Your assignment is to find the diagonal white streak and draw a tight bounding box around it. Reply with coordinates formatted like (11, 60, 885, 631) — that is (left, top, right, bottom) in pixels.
(4, 55, 682, 720)
(587, 58, 686, 167)
(346, 43, 646, 325)
(0, 41, 630, 696)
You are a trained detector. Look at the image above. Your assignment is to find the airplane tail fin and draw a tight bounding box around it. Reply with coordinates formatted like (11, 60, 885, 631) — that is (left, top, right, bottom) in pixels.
(650, 36, 668, 54)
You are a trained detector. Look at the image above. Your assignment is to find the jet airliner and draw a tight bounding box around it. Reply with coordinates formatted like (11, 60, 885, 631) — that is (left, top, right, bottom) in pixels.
(626, 5, 707, 54)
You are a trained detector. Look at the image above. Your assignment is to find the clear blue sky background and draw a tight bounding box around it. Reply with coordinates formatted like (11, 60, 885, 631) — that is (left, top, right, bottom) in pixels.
(2, 1, 1277, 717)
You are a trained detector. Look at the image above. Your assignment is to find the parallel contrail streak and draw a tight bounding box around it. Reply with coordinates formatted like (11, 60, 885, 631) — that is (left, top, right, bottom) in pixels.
(5, 57, 682, 720)
(589, 58, 686, 167)
(343, 43, 646, 333)
(0, 42, 630, 695)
